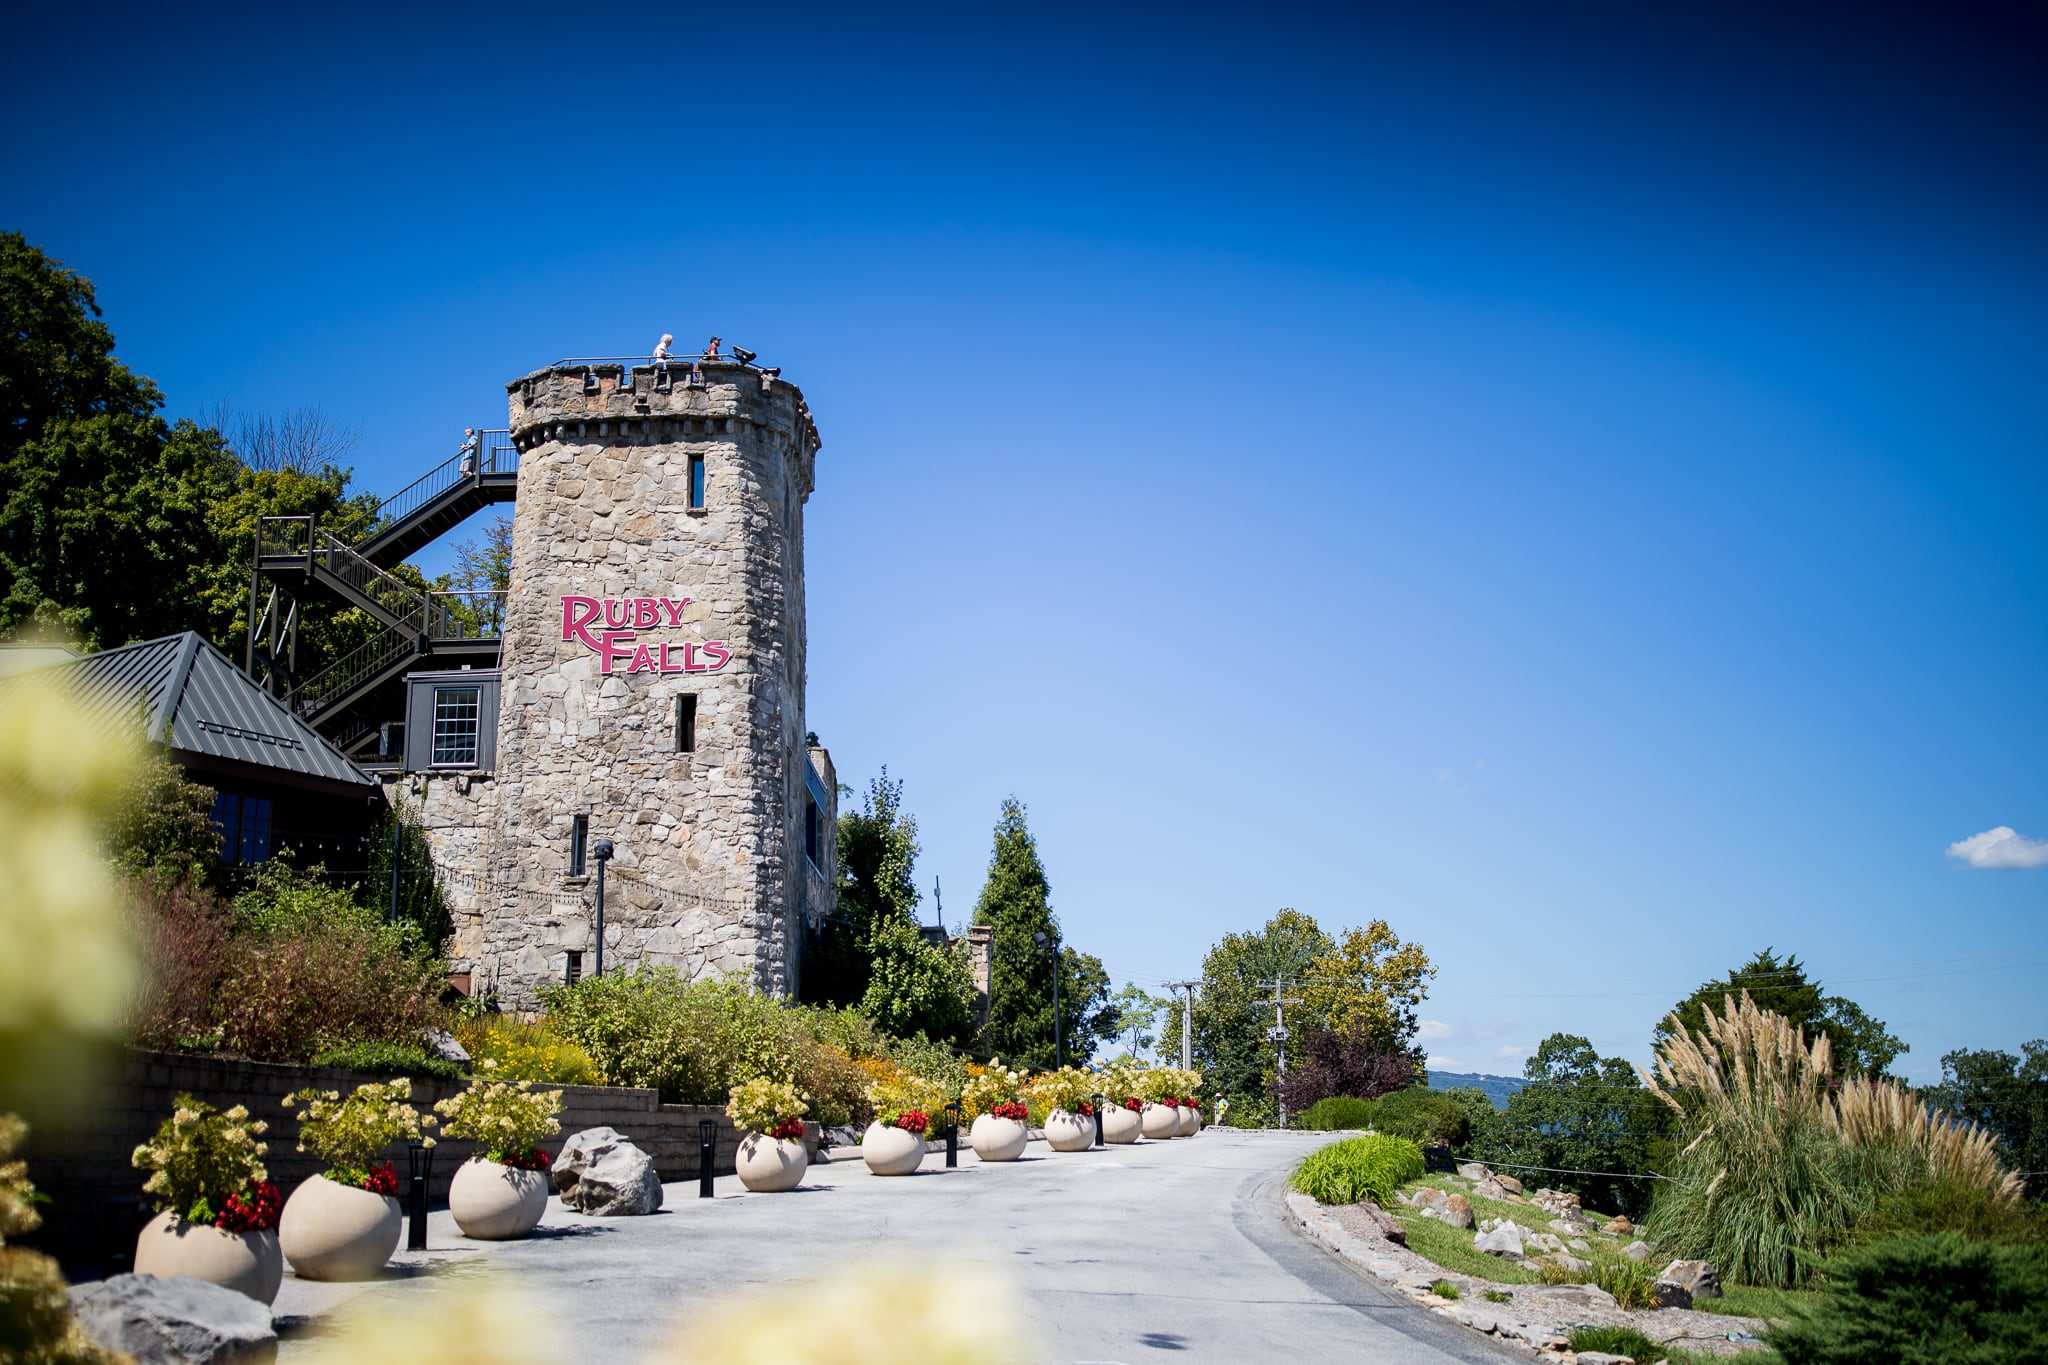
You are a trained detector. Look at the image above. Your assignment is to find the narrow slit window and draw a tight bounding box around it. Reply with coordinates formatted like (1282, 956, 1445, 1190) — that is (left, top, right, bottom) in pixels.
(570, 814, 589, 877)
(688, 454, 706, 510)
(676, 693, 698, 753)
(565, 950, 584, 985)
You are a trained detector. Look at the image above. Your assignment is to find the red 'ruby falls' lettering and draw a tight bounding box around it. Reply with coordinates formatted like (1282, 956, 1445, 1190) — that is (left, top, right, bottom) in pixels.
(560, 595, 725, 676)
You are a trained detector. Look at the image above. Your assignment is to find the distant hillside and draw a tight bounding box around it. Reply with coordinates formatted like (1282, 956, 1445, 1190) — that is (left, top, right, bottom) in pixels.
(1426, 1070, 1527, 1111)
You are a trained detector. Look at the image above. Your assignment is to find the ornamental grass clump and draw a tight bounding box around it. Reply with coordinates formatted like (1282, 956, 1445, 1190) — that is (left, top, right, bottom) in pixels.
(1289, 1134, 1426, 1206)
(285, 1078, 434, 1194)
(131, 1094, 280, 1230)
(727, 1078, 809, 1141)
(1642, 993, 2022, 1288)
(433, 1068, 562, 1171)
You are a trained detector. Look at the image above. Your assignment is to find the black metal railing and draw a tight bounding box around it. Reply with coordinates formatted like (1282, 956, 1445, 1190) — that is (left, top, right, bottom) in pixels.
(295, 630, 418, 717)
(367, 429, 518, 533)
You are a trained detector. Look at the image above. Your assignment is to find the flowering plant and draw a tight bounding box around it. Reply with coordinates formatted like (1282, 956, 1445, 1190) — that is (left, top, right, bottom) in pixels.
(1076, 1101, 1095, 1117)
(866, 1065, 945, 1133)
(1162, 1097, 1182, 1108)
(726, 1077, 808, 1138)
(498, 1146, 552, 1173)
(433, 1068, 563, 1165)
(212, 1180, 282, 1233)
(1022, 1065, 1096, 1116)
(890, 1109, 931, 1137)
(988, 1102, 1029, 1123)
(132, 1095, 276, 1229)
(1122, 1098, 1143, 1112)
(959, 1060, 1025, 1120)
(285, 1078, 434, 1190)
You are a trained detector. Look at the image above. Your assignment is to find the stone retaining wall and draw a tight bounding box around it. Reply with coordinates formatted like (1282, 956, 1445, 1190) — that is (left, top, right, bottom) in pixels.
(20, 1050, 771, 1278)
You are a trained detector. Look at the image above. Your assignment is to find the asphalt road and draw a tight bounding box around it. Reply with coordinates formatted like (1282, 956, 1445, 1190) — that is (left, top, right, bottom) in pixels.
(277, 1128, 1524, 1363)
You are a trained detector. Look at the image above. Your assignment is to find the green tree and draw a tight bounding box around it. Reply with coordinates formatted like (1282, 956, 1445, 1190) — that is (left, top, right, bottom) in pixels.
(1470, 1033, 1671, 1216)
(364, 799, 456, 951)
(1108, 982, 1166, 1058)
(800, 772, 973, 1044)
(1923, 1042, 2048, 1200)
(1299, 919, 1435, 1055)
(1657, 949, 1905, 1077)
(0, 234, 243, 649)
(1169, 908, 1336, 1116)
(105, 740, 220, 886)
(972, 797, 1109, 1067)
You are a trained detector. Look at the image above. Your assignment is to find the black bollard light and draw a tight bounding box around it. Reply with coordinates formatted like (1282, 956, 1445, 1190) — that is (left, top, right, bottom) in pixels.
(698, 1117, 716, 1198)
(945, 1100, 961, 1168)
(1091, 1094, 1106, 1147)
(406, 1140, 433, 1251)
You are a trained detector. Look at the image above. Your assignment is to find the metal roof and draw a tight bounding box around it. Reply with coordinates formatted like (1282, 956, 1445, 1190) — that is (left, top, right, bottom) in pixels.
(10, 632, 376, 793)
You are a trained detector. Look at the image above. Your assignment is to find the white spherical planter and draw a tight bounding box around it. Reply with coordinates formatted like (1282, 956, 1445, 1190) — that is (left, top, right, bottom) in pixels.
(449, 1159, 548, 1240)
(1045, 1109, 1095, 1152)
(1141, 1103, 1180, 1139)
(735, 1133, 808, 1192)
(1186, 1107, 1203, 1133)
(134, 1213, 282, 1305)
(278, 1174, 402, 1281)
(1103, 1105, 1141, 1144)
(860, 1121, 926, 1176)
(1176, 1106, 1199, 1137)
(970, 1116, 1028, 1162)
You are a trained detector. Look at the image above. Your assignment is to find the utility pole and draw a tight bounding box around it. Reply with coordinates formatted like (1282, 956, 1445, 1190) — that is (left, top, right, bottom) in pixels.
(1161, 979, 1204, 1070)
(1259, 976, 1304, 1128)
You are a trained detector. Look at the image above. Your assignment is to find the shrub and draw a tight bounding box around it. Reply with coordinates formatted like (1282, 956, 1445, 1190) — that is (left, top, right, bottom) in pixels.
(130, 1095, 271, 1227)
(1644, 994, 2022, 1286)
(1302, 1096, 1376, 1130)
(433, 1072, 562, 1164)
(449, 1012, 601, 1086)
(727, 1078, 808, 1139)
(1569, 1326, 1664, 1361)
(1767, 1232, 2048, 1364)
(1852, 1173, 2048, 1249)
(960, 1060, 1026, 1120)
(543, 969, 810, 1102)
(797, 1043, 869, 1129)
(1275, 1025, 1414, 1117)
(106, 745, 220, 887)
(1359, 1087, 1471, 1146)
(284, 1079, 434, 1190)
(1289, 1135, 1426, 1206)
(128, 874, 234, 1048)
(311, 1040, 463, 1082)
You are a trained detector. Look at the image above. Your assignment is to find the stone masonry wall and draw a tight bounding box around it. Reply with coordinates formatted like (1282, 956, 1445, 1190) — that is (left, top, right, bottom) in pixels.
(20, 1049, 778, 1278)
(470, 362, 825, 1007)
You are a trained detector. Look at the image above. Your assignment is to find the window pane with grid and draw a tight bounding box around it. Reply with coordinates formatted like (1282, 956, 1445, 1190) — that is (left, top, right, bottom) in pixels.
(432, 686, 481, 766)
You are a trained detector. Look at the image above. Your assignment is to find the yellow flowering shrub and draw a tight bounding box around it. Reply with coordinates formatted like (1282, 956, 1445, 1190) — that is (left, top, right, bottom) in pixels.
(432, 1068, 562, 1165)
(865, 1067, 947, 1132)
(131, 1095, 269, 1225)
(285, 1078, 434, 1186)
(959, 1060, 1025, 1120)
(450, 1012, 601, 1086)
(726, 1078, 808, 1137)
(1022, 1066, 1099, 1122)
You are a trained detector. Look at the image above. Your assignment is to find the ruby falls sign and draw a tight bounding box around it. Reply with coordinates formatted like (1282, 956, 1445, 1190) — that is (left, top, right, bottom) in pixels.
(560, 595, 732, 674)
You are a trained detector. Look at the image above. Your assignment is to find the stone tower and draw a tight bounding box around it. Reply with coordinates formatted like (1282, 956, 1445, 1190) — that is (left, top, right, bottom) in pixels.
(471, 357, 832, 1006)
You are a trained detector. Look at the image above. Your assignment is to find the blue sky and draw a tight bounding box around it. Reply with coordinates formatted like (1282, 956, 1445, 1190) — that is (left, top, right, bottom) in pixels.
(6, 3, 2044, 1081)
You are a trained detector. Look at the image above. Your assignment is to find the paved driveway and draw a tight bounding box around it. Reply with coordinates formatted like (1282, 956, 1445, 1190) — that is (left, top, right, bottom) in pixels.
(277, 1129, 1521, 1363)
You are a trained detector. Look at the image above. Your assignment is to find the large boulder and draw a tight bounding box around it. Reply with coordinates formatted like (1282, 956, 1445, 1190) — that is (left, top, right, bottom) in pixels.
(1656, 1259, 1722, 1309)
(1622, 1239, 1654, 1262)
(1492, 1174, 1525, 1195)
(552, 1127, 663, 1216)
(1439, 1193, 1474, 1230)
(1473, 1177, 1507, 1201)
(1473, 1220, 1525, 1258)
(1455, 1162, 1490, 1182)
(1605, 1214, 1634, 1235)
(1356, 1200, 1407, 1245)
(69, 1274, 276, 1364)
(1416, 1187, 1450, 1216)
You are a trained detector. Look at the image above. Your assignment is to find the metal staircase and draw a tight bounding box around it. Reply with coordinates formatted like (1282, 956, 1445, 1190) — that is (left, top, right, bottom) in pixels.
(245, 429, 520, 748)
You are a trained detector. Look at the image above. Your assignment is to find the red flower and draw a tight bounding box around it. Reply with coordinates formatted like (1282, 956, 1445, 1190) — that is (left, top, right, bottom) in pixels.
(1163, 1097, 1181, 1108)
(1076, 1102, 1095, 1117)
(990, 1102, 1029, 1122)
(362, 1162, 401, 1197)
(768, 1118, 805, 1142)
(500, 1146, 552, 1172)
(891, 1109, 930, 1137)
(1123, 1098, 1143, 1112)
(213, 1180, 282, 1233)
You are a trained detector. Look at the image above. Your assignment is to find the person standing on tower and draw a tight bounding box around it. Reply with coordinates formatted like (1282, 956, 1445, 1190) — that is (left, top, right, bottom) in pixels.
(653, 333, 675, 389)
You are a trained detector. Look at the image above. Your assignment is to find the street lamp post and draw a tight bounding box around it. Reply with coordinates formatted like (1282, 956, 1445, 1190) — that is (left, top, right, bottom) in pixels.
(592, 838, 615, 977)
(1034, 929, 1062, 1069)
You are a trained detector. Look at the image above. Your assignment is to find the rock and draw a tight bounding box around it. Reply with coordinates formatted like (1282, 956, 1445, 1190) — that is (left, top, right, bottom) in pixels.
(552, 1126, 664, 1215)
(1575, 1354, 1636, 1365)
(1541, 1252, 1592, 1275)
(1473, 1177, 1507, 1200)
(1456, 1162, 1490, 1181)
(1607, 1215, 1634, 1234)
(1569, 1238, 1591, 1252)
(1652, 1279, 1693, 1310)
(1356, 1200, 1407, 1246)
(1474, 1221, 1525, 1257)
(1623, 1239, 1654, 1262)
(1440, 1193, 1474, 1230)
(1540, 1283, 1620, 1314)
(1658, 1259, 1722, 1302)
(1493, 1174, 1525, 1195)
(422, 1027, 470, 1063)
(821, 1125, 860, 1150)
(1417, 1187, 1450, 1216)
(1525, 1232, 1564, 1254)
(69, 1274, 276, 1364)
(1549, 1218, 1582, 1236)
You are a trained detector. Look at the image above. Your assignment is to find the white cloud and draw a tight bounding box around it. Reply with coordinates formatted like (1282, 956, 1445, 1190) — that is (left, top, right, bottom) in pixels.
(1947, 826, 2048, 870)
(1418, 1019, 1454, 1042)
(1426, 1055, 1465, 1071)
(1496, 1043, 1532, 1062)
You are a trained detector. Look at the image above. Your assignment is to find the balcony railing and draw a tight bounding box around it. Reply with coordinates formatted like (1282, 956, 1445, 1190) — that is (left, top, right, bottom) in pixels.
(368, 429, 519, 532)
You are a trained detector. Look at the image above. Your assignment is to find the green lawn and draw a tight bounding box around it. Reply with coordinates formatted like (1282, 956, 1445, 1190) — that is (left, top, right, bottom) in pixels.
(1391, 1208, 1538, 1283)
(1698, 1281, 1814, 1324)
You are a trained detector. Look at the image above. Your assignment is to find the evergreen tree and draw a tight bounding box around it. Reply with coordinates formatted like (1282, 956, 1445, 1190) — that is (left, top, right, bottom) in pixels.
(1658, 948, 1906, 1077)
(971, 797, 1110, 1066)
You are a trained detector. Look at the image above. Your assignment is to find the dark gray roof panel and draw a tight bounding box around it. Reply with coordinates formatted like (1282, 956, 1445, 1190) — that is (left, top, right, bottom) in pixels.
(15, 633, 374, 789)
